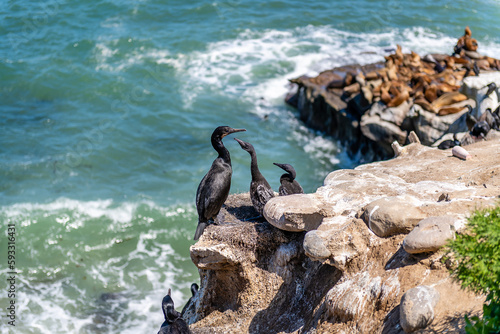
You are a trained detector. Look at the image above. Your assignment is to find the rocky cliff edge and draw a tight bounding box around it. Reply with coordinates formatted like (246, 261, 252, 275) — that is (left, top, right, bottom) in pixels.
(186, 134, 500, 333)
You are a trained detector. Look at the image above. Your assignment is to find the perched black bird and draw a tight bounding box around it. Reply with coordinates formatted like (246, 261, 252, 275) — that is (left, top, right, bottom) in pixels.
(234, 138, 274, 215)
(471, 120, 490, 138)
(492, 105, 500, 130)
(465, 105, 478, 132)
(181, 283, 199, 317)
(194, 126, 246, 240)
(437, 133, 461, 150)
(473, 61, 480, 76)
(158, 289, 192, 334)
(480, 108, 500, 131)
(484, 82, 497, 99)
(273, 163, 304, 196)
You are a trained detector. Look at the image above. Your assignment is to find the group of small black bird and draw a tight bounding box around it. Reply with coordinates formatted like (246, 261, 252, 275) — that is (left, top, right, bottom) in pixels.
(438, 82, 500, 150)
(194, 126, 303, 240)
(157, 126, 303, 333)
(158, 284, 198, 334)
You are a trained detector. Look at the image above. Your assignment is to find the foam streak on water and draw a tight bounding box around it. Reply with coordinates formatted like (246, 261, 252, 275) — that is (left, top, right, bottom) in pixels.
(0, 199, 197, 334)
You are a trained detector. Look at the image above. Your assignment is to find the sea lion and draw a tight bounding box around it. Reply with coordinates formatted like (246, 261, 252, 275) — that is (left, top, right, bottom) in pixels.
(343, 82, 360, 95)
(438, 106, 465, 116)
(387, 88, 410, 108)
(424, 84, 438, 103)
(414, 98, 437, 113)
(380, 85, 392, 105)
(465, 26, 472, 37)
(465, 38, 478, 52)
(431, 91, 468, 110)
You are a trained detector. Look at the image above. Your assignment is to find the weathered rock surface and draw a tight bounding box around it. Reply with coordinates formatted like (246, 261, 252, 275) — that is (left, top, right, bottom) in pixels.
(361, 196, 426, 237)
(263, 193, 327, 232)
(399, 285, 440, 333)
(288, 55, 500, 159)
(187, 137, 499, 333)
(403, 217, 456, 254)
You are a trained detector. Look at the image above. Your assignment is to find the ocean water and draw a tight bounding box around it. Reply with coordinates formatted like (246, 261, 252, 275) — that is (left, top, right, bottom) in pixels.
(1, 0, 500, 332)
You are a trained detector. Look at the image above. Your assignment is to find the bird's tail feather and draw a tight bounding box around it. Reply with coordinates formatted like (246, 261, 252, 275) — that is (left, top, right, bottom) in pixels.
(194, 222, 207, 240)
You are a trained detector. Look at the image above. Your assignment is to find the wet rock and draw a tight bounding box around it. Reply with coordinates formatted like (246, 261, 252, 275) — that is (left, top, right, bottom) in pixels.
(263, 194, 327, 232)
(403, 217, 456, 254)
(400, 285, 440, 333)
(361, 196, 426, 237)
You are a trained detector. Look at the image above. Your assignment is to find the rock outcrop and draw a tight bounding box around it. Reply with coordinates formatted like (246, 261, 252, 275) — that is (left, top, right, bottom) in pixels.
(286, 27, 500, 161)
(186, 136, 500, 333)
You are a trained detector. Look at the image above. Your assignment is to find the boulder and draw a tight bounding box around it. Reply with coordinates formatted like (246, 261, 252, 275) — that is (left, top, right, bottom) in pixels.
(360, 114, 408, 147)
(366, 100, 412, 126)
(461, 72, 500, 118)
(400, 285, 440, 333)
(409, 103, 472, 146)
(263, 194, 328, 232)
(303, 230, 331, 261)
(361, 196, 426, 237)
(403, 217, 456, 254)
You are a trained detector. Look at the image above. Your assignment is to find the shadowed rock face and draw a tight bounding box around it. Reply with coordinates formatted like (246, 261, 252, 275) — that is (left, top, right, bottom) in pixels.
(189, 193, 342, 333)
(187, 136, 500, 333)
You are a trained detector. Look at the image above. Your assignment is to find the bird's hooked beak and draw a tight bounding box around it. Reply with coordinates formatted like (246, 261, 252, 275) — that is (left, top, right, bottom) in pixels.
(273, 162, 286, 169)
(222, 128, 246, 139)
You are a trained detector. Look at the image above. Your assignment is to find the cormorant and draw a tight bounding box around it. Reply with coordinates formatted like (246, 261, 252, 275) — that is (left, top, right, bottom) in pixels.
(471, 120, 490, 138)
(484, 82, 497, 99)
(234, 138, 274, 215)
(158, 289, 192, 334)
(473, 61, 480, 76)
(181, 283, 199, 317)
(273, 163, 304, 196)
(194, 126, 246, 240)
(465, 105, 478, 132)
(480, 108, 500, 131)
(437, 133, 461, 150)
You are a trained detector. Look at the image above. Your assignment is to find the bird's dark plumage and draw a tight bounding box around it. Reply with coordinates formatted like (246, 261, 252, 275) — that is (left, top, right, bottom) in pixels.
(473, 61, 480, 76)
(194, 126, 246, 240)
(480, 108, 500, 131)
(484, 82, 497, 99)
(234, 138, 274, 215)
(471, 120, 490, 138)
(273, 163, 304, 196)
(181, 283, 199, 317)
(437, 133, 461, 150)
(158, 289, 192, 334)
(466, 105, 478, 132)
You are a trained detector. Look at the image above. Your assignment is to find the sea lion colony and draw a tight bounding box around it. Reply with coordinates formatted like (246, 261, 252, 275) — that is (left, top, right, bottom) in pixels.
(328, 26, 500, 116)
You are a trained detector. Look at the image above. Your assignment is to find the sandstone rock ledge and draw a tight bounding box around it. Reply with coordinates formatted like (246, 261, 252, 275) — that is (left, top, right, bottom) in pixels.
(187, 136, 500, 334)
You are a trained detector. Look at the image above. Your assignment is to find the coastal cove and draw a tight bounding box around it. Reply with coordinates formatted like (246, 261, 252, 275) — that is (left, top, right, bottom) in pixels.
(2, 1, 500, 333)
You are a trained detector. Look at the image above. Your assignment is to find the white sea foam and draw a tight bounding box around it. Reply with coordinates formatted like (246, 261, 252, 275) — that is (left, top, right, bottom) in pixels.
(164, 25, 500, 108)
(2, 197, 194, 224)
(0, 198, 196, 334)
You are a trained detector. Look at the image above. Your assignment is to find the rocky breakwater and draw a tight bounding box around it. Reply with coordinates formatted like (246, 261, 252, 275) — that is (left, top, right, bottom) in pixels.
(286, 27, 500, 161)
(186, 134, 500, 333)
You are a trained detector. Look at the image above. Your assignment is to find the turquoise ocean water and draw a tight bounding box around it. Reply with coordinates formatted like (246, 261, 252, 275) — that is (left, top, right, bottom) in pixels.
(1, 0, 500, 332)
